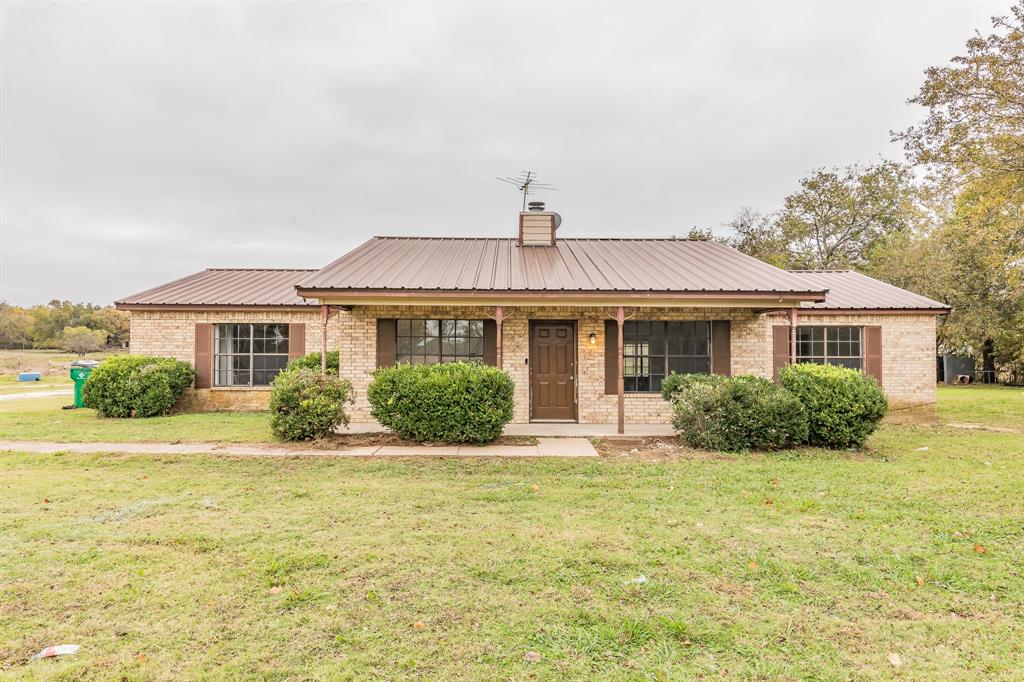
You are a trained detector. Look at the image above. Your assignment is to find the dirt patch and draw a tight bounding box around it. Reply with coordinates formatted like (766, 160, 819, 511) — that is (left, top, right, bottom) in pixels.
(590, 436, 735, 461)
(290, 433, 539, 450)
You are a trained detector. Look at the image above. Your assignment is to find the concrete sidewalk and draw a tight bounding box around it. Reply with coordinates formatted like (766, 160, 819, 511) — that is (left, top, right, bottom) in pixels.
(0, 389, 73, 401)
(0, 438, 598, 458)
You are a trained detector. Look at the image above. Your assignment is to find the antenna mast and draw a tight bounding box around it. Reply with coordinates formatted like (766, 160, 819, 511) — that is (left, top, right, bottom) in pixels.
(497, 171, 557, 211)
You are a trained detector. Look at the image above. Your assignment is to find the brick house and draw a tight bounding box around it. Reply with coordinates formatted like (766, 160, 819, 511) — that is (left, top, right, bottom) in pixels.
(116, 209, 948, 431)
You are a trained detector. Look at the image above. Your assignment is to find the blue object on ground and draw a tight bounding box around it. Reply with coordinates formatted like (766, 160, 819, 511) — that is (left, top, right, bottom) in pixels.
(18, 372, 42, 382)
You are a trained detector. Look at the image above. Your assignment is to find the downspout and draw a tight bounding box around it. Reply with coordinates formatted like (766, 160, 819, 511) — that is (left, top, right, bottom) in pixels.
(321, 304, 329, 374)
(617, 305, 625, 435)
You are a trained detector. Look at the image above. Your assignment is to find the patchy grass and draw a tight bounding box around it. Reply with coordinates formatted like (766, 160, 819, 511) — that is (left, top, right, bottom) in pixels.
(937, 385, 1023, 431)
(1, 388, 1023, 679)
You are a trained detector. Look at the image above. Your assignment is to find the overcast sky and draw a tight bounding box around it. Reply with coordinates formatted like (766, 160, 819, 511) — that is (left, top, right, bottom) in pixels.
(0, 1, 1005, 306)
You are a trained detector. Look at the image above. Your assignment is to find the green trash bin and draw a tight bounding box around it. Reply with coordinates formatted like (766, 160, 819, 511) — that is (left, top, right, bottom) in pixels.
(69, 360, 100, 408)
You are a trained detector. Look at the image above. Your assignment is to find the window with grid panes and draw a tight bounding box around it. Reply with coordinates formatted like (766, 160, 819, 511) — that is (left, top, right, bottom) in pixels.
(214, 324, 289, 386)
(623, 320, 711, 392)
(396, 319, 484, 364)
(795, 326, 863, 370)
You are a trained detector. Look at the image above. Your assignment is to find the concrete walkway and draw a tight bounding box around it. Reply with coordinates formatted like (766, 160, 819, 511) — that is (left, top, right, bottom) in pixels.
(0, 438, 598, 458)
(342, 422, 676, 437)
(0, 389, 73, 401)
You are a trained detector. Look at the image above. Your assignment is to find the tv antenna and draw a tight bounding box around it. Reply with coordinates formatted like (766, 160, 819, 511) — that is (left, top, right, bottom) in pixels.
(497, 171, 557, 212)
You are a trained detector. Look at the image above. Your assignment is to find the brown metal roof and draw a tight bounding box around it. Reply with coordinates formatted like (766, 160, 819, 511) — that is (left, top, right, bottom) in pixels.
(116, 268, 317, 308)
(792, 270, 950, 311)
(296, 237, 827, 296)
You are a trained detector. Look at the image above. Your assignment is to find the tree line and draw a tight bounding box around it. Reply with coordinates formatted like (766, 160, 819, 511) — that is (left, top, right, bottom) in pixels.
(0, 300, 129, 354)
(695, 5, 1024, 382)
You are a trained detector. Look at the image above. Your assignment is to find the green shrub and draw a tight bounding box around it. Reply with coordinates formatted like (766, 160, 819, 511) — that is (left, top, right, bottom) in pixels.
(367, 363, 514, 443)
(269, 368, 354, 441)
(780, 363, 888, 449)
(660, 372, 725, 402)
(82, 355, 195, 418)
(671, 375, 808, 451)
(285, 351, 340, 375)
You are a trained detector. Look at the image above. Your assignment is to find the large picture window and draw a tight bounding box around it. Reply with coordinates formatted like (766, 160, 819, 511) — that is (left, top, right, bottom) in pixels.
(623, 321, 710, 392)
(396, 319, 484, 365)
(214, 324, 289, 387)
(796, 326, 863, 370)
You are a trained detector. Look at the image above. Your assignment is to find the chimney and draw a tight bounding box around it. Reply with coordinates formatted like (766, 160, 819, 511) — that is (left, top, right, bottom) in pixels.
(518, 203, 562, 246)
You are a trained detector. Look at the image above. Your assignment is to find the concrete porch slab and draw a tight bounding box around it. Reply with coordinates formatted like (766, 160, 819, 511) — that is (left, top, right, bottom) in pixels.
(340, 422, 675, 438)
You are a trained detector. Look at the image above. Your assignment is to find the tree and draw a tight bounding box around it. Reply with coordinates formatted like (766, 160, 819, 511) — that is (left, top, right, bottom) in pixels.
(0, 302, 34, 349)
(721, 162, 921, 270)
(59, 326, 107, 355)
(895, 4, 1024, 179)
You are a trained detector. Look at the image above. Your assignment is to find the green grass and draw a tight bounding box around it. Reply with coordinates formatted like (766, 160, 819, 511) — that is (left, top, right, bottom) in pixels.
(936, 385, 1023, 430)
(0, 396, 274, 443)
(1, 393, 1023, 678)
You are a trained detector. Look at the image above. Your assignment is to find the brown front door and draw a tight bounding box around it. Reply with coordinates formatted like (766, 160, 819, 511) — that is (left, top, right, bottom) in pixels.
(530, 321, 576, 421)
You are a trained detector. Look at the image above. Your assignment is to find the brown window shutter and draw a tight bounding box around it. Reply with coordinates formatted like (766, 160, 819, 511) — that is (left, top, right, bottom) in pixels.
(376, 319, 397, 368)
(194, 323, 213, 388)
(864, 325, 883, 386)
(288, 323, 306, 361)
(604, 319, 618, 395)
(482, 319, 497, 366)
(772, 325, 791, 379)
(711, 320, 731, 376)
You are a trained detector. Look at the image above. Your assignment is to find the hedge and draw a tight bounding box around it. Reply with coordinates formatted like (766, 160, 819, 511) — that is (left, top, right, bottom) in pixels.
(779, 363, 888, 448)
(670, 375, 808, 452)
(367, 363, 514, 443)
(660, 372, 725, 402)
(269, 368, 354, 441)
(82, 355, 195, 418)
(285, 351, 340, 375)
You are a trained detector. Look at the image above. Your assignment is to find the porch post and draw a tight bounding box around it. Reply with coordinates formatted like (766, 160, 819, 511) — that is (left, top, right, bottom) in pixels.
(789, 307, 797, 365)
(495, 305, 504, 369)
(320, 304, 329, 373)
(617, 305, 625, 435)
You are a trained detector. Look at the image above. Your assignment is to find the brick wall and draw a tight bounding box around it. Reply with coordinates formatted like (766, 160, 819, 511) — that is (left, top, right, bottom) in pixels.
(130, 306, 939, 419)
(128, 309, 323, 411)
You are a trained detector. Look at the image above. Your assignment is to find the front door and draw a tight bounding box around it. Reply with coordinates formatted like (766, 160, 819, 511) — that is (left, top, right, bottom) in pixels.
(530, 321, 576, 421)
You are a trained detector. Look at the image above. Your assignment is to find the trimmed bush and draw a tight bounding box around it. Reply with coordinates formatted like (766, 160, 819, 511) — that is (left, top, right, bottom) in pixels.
(82, 355, 195, 418)
(285, 351, 340, 375)
(671, 375, 808, 452)
(367, 363, 514, 443)
(780, 363, 887, 449)
(660, 372, 725, 402)
(269, 368, 354, 441)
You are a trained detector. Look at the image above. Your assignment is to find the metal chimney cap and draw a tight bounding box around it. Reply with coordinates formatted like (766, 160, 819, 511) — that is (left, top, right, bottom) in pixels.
(527, 201, 546, 212)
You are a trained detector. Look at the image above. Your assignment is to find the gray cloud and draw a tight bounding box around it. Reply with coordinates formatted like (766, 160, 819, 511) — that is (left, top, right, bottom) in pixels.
(0, 0, 1004, 304)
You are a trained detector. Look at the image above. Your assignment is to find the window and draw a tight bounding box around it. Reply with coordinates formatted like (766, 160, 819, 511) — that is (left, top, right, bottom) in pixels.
(796, 326, 863, 370)
(214, 324, 289, 387)
(396, 319, 484, 364)
(623, 321, 710, 392)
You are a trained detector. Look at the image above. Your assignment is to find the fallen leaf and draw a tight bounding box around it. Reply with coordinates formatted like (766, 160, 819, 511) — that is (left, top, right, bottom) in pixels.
(748, 561, 759, 570)
(136, 654, 147, 663)
(523, 651, 542, 663)
(530, 484, 539, 493)
(412, 621, 425, 631)
(764, 499, 773, 506)
(42, 498, 50, 504)
(887, 652, 902, 668)
(769, 478, 779, 487)
(916, 575, 925, 587)
(974, 544, 987, 554)
(269, 586, 283, 595)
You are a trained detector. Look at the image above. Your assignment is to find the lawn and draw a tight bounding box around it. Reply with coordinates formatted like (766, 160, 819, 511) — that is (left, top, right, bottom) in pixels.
(1, 392, 1023, 679)
(0, 349, 123, 394)
(936, 385, 1023, 430)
